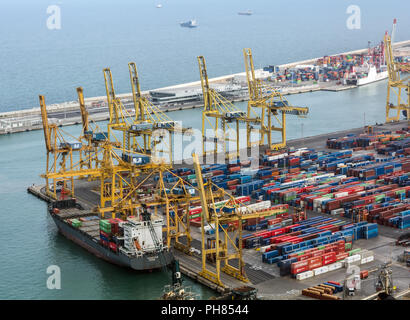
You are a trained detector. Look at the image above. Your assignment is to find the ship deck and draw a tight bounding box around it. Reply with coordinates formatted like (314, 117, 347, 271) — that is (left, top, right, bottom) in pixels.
(51, 207, 101, 240)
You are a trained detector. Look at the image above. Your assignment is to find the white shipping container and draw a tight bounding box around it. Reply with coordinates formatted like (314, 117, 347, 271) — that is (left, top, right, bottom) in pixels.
(330, 208, 344, 216)
(321, 266, 329, 274)
(296, 270, 313, 280)
(353, 254, 361, 262)
(313, 267, 323, 276)
(335, 192, 348, 198)
(327, 262, 342, 271)
(344, 261, 359, 269)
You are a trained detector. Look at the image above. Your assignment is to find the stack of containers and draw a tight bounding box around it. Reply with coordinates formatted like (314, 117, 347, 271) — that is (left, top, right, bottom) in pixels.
(99, 219, 111, 248)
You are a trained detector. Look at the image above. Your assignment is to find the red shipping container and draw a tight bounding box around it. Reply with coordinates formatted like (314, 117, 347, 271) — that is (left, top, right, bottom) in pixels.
(109, 242, 117, 252)
(336, 252, 349, 261)
(108, 219, 119, 234)
(312, 251, 325, 257)
(308, 256, 322, 266)
(292, 265, 309, 275)
(323, 252, 336, 260)
(100, 239, 109, 247)
(297, 254, 312, 262)
(291, 260, 309, 270)
(309, 261, 323, 270)
(323, 257, 336, 265)
(360, 270, 369, 279)
(228, 166, 241, 173)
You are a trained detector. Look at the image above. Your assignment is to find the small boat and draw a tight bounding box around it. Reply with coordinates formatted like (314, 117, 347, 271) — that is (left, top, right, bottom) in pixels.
(238, 10, 253, 16)
(180, 20, 198, 28)
(156, 4, 162, 8)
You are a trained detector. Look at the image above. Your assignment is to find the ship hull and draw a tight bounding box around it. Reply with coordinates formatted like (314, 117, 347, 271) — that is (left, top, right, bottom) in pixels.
(356, 71, 388, 86)
(346, 71, 388, 86)
(51, 214, 174, 271)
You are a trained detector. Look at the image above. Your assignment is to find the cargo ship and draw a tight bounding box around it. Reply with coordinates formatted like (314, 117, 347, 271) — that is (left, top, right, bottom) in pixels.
(238, 10, 253, 16)
(180, 20, 198, 28)
(48, 199, 174, 271)
(345, 64, 388, 86)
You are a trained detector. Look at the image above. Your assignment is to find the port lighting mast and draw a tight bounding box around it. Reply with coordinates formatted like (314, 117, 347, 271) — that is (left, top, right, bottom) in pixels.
(384, 34, 410, 122)
(243, 48, 309, 150)
(197, 56, 258, 159)
(391, 19, 397, 46)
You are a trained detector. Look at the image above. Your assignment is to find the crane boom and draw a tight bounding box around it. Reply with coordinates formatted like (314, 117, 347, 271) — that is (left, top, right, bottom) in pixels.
(243, 48, 259, 100)
(128, 62, 145, 121)
(39, 95, 52, 152)
(76, 87, 89, 133)
(103, 68, 120, 125)
(193, 153, 210, 222)
(197, 56, 212, 111)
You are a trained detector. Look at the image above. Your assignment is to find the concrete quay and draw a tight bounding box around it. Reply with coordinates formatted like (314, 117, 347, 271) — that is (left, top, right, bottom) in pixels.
(2, 40, 409, 135)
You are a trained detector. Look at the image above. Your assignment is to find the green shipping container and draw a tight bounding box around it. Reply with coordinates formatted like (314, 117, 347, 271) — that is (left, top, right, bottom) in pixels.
(71, 219, 82, 228)
(99, 220, 111, 232)
(349, 248, 361, 256)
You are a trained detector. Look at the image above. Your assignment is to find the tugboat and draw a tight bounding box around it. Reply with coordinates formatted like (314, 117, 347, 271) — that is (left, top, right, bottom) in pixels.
(180, 20, 198, 28)
(160, 260, 199, 300)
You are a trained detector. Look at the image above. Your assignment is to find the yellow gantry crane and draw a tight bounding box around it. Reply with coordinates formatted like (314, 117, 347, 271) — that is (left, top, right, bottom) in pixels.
(40, 91, 142, 215)
(384, 34, 410, 122)
(128, 62, 191, 165)
(104, 64, 189, 166)
(197, 56, 258, 159)
(193, 153, 289, 288)
(243, 48, 309, 150)
(76, 87, 109, 173)
(39, 95, 86, 199)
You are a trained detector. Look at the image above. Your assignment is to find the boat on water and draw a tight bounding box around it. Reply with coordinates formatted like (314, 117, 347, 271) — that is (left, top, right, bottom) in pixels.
(156, 4, 162, 8)
(48, 199, 174, 271)
(180, 20, 198, 28)
(238, 10, 253, 16)
(345, 63, 388, 86)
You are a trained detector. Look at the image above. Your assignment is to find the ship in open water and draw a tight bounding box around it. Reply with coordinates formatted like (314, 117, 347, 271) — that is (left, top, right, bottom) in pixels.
(238, 10, 253, 16)
(180, 20, 198, 28)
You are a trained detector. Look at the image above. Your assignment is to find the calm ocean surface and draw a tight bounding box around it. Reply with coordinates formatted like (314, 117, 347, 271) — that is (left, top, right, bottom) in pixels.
(0, 0, 409, 299)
